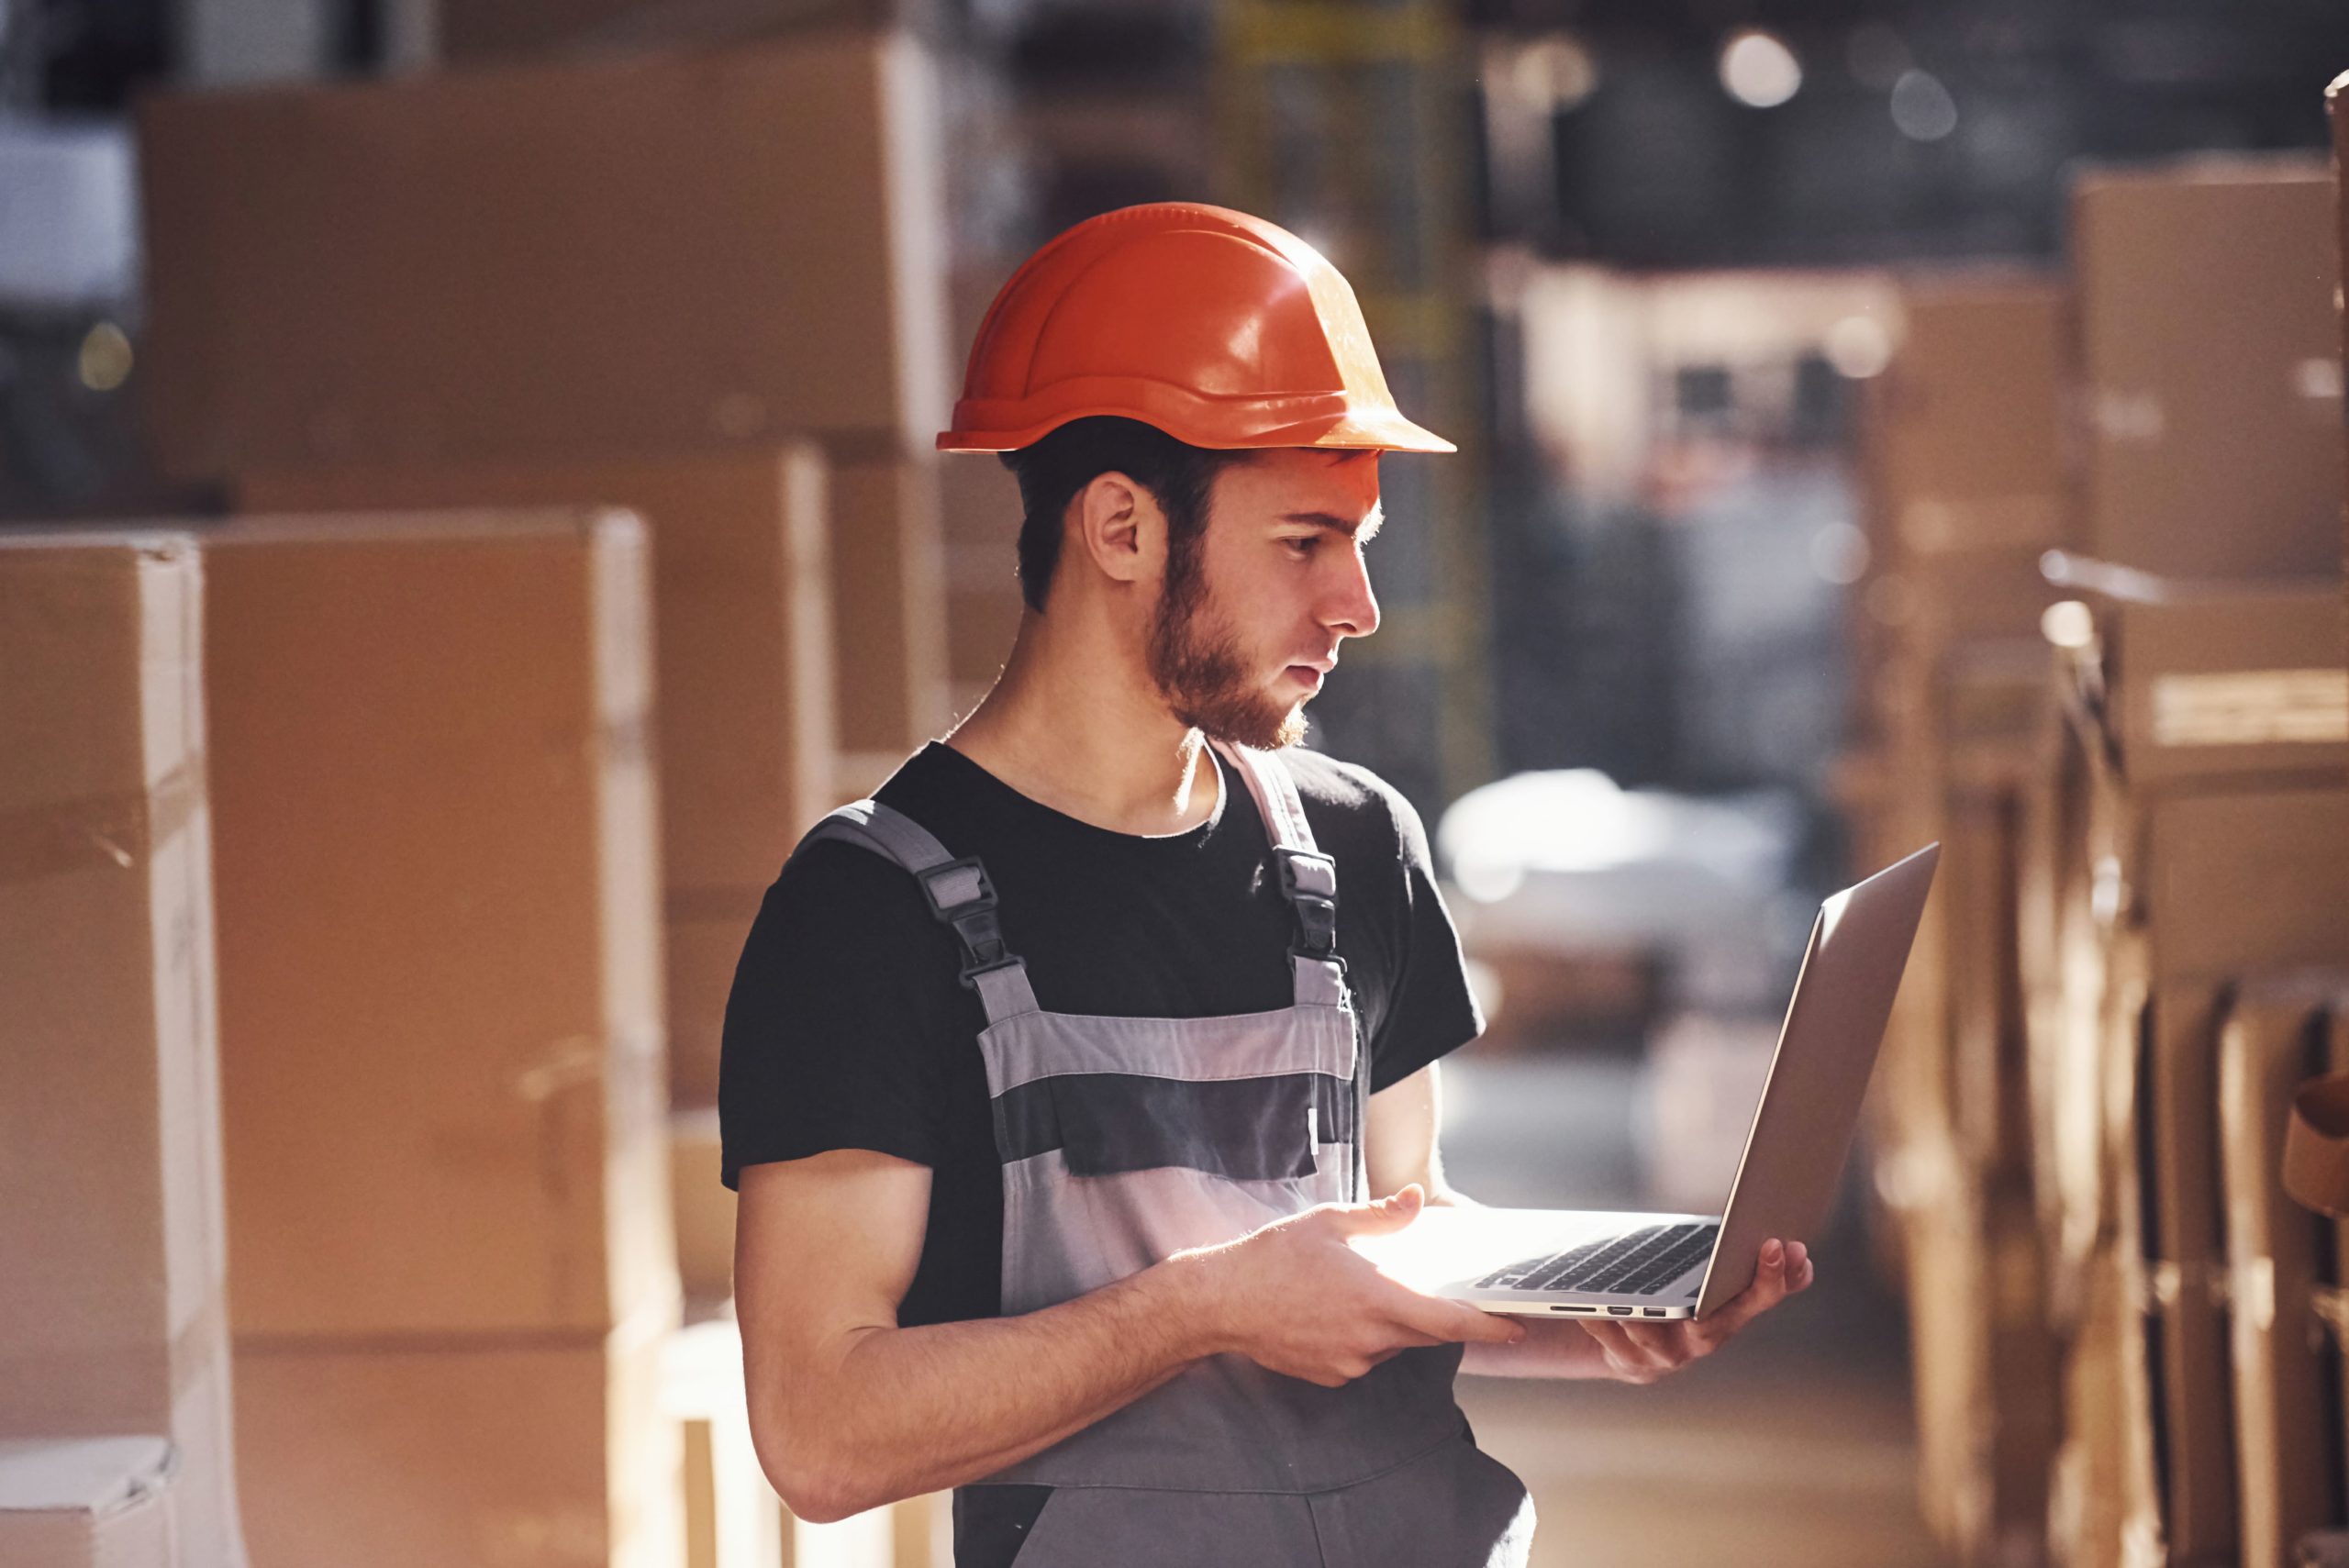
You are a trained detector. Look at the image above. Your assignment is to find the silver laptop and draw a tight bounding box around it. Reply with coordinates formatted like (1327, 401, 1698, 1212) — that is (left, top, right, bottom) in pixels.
(1353, 843, 1939, 1321)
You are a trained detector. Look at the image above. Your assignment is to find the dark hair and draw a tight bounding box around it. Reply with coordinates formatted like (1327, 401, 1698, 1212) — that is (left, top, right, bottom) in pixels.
(998, 417, 1249, 614)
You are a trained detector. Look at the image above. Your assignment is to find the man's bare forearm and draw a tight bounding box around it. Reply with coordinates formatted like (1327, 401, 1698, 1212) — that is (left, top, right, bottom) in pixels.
(755, 1251, 1219, 1519)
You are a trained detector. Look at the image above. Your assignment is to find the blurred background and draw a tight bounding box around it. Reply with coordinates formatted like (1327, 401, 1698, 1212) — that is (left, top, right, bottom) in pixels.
(5, 1, 2349, 1566)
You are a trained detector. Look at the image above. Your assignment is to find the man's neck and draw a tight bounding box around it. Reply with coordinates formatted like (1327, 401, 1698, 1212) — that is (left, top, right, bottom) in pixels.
(945, 606, 1221, 838)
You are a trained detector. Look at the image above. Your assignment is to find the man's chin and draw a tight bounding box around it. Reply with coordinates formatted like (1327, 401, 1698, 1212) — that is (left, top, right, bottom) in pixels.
(1172, 694, 1308, 751)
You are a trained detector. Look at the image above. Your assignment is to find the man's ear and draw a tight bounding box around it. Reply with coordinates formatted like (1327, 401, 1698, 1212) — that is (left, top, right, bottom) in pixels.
(1074, 470, 1163, 587)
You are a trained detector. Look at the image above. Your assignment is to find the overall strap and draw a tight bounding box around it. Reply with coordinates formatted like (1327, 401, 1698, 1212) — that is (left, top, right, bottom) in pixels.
(792, 800, 1041, 1025)
(1214, 743, 1348, 1009)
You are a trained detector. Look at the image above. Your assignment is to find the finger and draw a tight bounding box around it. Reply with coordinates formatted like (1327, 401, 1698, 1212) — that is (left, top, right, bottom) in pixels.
(1620, 1321, 1697, 1370)
(1619, 1320, 1697, 1362)
(1708, 1242, 1798, 1336)
(1325, 1184, 1425, 1236)
(1396, 1294, 1525, 1345)
(1578, 1318, 1674, 1372)
(1368, 1318, 1452, 1351)
(1572, 1318, 1631, 1353)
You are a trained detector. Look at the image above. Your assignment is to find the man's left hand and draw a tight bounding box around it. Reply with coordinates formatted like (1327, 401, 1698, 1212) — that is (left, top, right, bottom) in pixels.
(1576, 1237, 1814, 1385)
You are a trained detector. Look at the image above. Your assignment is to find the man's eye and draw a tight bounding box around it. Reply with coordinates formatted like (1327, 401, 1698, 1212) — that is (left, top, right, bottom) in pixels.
(1283, 536, 1319, 557)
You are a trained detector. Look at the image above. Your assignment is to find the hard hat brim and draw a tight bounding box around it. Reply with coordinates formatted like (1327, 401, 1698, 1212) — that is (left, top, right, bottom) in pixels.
(938, 403, 1457, 456)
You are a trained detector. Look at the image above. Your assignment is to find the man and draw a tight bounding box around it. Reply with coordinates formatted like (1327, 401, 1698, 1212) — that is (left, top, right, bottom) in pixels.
(720, 204, 1814, 1567)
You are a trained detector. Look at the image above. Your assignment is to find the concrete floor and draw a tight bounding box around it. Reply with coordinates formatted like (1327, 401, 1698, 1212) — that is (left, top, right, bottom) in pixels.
(1440, 1048, 1946, 1568)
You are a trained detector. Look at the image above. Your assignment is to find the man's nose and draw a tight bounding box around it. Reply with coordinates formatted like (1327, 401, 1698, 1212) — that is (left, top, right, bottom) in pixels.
(1323, 550, 1380, 639)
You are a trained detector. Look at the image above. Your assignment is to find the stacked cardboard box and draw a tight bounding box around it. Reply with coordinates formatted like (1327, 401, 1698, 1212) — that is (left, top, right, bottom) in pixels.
(1847, 149, 2349, 1568)
(829, 445, 955, 791)
(136, 43, 967, 1552)
(2035, 577, 2349, 1568)
(1854, 274, 2070, 1157)
(2219, 979, 2349, 1568)
(138, 25, 958, 779)
(0, 534, 247, 1566)
(236, 451, 835, 1108)
(1847, 274, 2072, 1568)
(2024, 147, 2349, 1568)
(139, 35, 951, 474)
(200, 512, 683, 1568)
(938, 449, 1027, 721)
(2071, 159, 2343, 582)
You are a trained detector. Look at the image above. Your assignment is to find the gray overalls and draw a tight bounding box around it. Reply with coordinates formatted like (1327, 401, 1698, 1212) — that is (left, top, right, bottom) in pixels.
(796, 742, 1535, 1568)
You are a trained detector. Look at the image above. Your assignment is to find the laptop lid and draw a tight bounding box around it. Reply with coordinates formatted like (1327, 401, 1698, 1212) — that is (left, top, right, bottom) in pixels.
(1691, 842, 1940, 1317)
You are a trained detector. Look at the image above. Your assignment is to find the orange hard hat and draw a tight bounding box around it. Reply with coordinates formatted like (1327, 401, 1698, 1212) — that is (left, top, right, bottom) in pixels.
(938, 203, 1455, 455)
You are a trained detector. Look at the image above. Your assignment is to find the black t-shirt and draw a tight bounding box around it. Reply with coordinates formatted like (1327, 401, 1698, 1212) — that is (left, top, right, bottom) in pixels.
(718, 740, 1484, 1327)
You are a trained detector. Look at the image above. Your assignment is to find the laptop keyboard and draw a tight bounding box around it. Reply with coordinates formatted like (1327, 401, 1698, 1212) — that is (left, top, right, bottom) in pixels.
(1474, 1221, 1720, 1296)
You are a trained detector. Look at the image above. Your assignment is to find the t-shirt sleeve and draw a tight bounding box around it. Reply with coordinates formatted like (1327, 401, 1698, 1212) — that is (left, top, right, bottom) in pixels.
(1367, 785, 1486, 1093)
(717, 839, 985, 1189)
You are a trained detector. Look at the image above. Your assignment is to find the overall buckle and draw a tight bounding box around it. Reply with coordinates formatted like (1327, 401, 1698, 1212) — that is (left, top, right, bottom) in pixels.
(1275, 848, 1341, 961)
(914, 857, 1018, 987)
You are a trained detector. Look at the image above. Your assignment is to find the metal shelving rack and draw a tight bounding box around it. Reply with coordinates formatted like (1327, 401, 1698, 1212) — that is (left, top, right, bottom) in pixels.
(1214, 0, 1496, 814)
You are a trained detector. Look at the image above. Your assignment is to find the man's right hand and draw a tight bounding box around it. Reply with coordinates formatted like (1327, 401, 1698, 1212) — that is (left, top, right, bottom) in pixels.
(736, 1161, 1518, 1521)
(1176, 1184, 1525, 1387)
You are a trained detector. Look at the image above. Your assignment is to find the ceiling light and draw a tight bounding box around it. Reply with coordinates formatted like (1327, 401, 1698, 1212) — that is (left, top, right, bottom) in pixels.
(1719, 29, 1802, 109)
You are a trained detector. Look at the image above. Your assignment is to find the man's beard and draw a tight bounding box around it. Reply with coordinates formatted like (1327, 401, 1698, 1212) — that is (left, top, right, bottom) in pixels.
(1146, 533, 1307, 751)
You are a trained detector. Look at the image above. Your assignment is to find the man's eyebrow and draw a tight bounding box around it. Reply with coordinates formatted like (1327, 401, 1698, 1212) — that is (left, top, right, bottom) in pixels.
(1280, 506, 1384, 540)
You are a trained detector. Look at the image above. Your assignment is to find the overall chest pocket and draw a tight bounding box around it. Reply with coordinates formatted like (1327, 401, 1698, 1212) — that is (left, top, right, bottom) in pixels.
(994, 1071, 1350, 1181)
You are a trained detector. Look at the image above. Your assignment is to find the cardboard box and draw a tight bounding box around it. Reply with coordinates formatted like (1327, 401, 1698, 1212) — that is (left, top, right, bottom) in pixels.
(1852, 558, 2058, 758)
(2337, 76, 2349, 595)
(0, 534, 246, 1565)
(2015, 678, 2103, 1311)
(1859, 644, 2046, 1177)
(1890, 1143, 2061, 1567)
(2136, 983, 2242, 1563)
(1866, 273, 2070, 562)
(2050, 1246, 2165, 1568)
(2141, 790, 2349, 978)
(0, 1438, 178, 1568)
(203, 512, 677, 1337)
(2071, 581, 2349, 790)
(236, 1308, 682, 1568)
(940, 449, 1026, 710)
(2024, 577, 2347, 1317)
(669, 1107, 735, 1307)
(139, 31, 951, 475)
(1940, 790, 2030, 1172)
(2108, 788, 2349, 1563)
(829, 448, 952, 761)
(2221, 978, 2349, 1568)
(236, 455, 839, 1105)
(2072, 158, 2344, 581)
(436, 0, 912, 61)
(665, 897, 760, 1110)
(239, 449, 839, 892)
(2069, 786, 2349, 1565)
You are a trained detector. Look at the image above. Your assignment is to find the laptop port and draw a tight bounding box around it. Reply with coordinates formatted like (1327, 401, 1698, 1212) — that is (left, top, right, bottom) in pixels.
(1607, 1307, 1632, 1316)
(1642, 1308, 1667, 1318)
